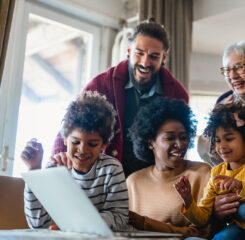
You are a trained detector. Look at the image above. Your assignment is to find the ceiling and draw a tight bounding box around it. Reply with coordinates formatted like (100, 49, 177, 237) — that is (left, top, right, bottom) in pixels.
(193, 5, 245, 55)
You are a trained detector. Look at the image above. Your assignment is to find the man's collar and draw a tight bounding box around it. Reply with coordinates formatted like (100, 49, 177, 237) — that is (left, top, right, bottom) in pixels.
(125, 77, 134, 89)
(155, 75, 162, 95)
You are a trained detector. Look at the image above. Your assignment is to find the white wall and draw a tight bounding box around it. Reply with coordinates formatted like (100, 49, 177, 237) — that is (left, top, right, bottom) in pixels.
(193, 0, 245, 21)
(190, 52, 229, 94)
(190, 0, 245, 94)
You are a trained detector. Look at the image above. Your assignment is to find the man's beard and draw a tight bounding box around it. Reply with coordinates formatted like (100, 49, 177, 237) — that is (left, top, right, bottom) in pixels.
(129, 63, 159, 93)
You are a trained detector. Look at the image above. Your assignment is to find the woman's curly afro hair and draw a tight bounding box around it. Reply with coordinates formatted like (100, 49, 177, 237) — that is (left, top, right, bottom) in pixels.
(128, 97, 197, 164)
(61, 91, 116, 144)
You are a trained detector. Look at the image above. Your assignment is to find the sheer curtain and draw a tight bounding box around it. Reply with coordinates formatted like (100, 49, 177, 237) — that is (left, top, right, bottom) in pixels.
(138, 0, 193, 91)
(0, 0, 16, 86)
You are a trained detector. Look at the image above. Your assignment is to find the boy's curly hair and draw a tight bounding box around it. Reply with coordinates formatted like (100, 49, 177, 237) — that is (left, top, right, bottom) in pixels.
(128, 97, 197, 164)
(61, 91, 116, 144)
(204, 103, 245, 143)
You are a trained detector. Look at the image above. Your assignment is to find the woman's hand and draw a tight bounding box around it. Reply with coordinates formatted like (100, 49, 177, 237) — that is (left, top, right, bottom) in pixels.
(128, 211, 145, 229)
(214, 193, 240, 219)
(174, 176, 192, 209)
(49, 152, 72, 170)
(21, 138, 43, 170)
(212, 175, 241, 220)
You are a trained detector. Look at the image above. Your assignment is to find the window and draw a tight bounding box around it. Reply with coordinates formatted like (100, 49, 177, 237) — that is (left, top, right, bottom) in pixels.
(0, 0, 100, 176)
(187, 94, 218, 164)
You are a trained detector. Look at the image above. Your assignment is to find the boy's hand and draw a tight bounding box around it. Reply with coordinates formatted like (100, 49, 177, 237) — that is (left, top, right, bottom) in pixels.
(49, 152, 72, 170)
(21, 138, 43, 170)
(213, 175, 242, 191)
(49, 224, 60, 230)
(174, 176, 192, 209)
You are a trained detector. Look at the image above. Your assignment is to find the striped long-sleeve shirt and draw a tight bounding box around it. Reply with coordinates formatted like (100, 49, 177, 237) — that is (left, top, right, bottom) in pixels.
(24, 153, 129, 231)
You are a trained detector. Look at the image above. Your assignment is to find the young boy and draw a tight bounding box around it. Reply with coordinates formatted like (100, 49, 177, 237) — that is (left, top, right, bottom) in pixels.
(22, 91, 129, 231)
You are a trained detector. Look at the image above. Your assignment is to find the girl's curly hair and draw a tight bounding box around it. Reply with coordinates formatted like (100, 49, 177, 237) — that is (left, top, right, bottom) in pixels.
(61, 91, 116, 144)
(128, 97, 197, 164)
(203, 103, 245, 143)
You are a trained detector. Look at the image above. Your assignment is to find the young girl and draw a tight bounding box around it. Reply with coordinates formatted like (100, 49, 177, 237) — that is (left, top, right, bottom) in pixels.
(22, 91, 129, 231)
(174, 103, 245, 240)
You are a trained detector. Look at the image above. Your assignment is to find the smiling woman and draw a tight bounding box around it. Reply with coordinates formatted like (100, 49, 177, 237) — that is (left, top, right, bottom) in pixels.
(217, 41, 245, 104)
(149, 119, 190, 171)
(126, 97, 214, 239)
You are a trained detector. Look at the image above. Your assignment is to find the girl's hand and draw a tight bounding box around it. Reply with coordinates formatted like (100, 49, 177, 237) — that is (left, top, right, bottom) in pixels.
(21, 138, 43, 170)
(213, 175, 242, 191)
(174, 176, 192, 209)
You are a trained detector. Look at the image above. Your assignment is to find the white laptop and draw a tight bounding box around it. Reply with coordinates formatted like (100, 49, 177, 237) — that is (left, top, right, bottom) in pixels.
(22, 167, 182, 238)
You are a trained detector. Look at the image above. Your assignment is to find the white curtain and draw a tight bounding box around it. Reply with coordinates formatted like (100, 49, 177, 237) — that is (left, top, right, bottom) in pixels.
(111, 27, 133, 66)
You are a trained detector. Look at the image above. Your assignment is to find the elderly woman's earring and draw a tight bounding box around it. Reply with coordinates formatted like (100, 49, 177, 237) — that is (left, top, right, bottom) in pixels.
(149, 145, 154, 150)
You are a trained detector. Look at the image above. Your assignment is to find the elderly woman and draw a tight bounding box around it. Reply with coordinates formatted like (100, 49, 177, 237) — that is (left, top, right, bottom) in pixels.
(127, 97, 215, 239)
(212, 41, 245, 224)
(217, 41, 245, 104)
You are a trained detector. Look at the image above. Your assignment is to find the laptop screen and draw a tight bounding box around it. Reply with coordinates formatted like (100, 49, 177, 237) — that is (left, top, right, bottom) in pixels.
(22, 167, 113, 237)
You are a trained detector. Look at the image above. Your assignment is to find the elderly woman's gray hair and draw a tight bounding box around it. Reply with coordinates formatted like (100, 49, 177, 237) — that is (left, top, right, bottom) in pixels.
(222, 41, 245, 65)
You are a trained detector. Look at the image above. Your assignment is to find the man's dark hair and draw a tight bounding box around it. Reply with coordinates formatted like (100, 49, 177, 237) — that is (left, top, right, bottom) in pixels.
(128, 97, 197, 164)
(128, 18, 170, 52)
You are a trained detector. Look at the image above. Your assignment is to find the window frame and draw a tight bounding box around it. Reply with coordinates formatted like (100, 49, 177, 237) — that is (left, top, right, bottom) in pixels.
(0, 0, 101, 176)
